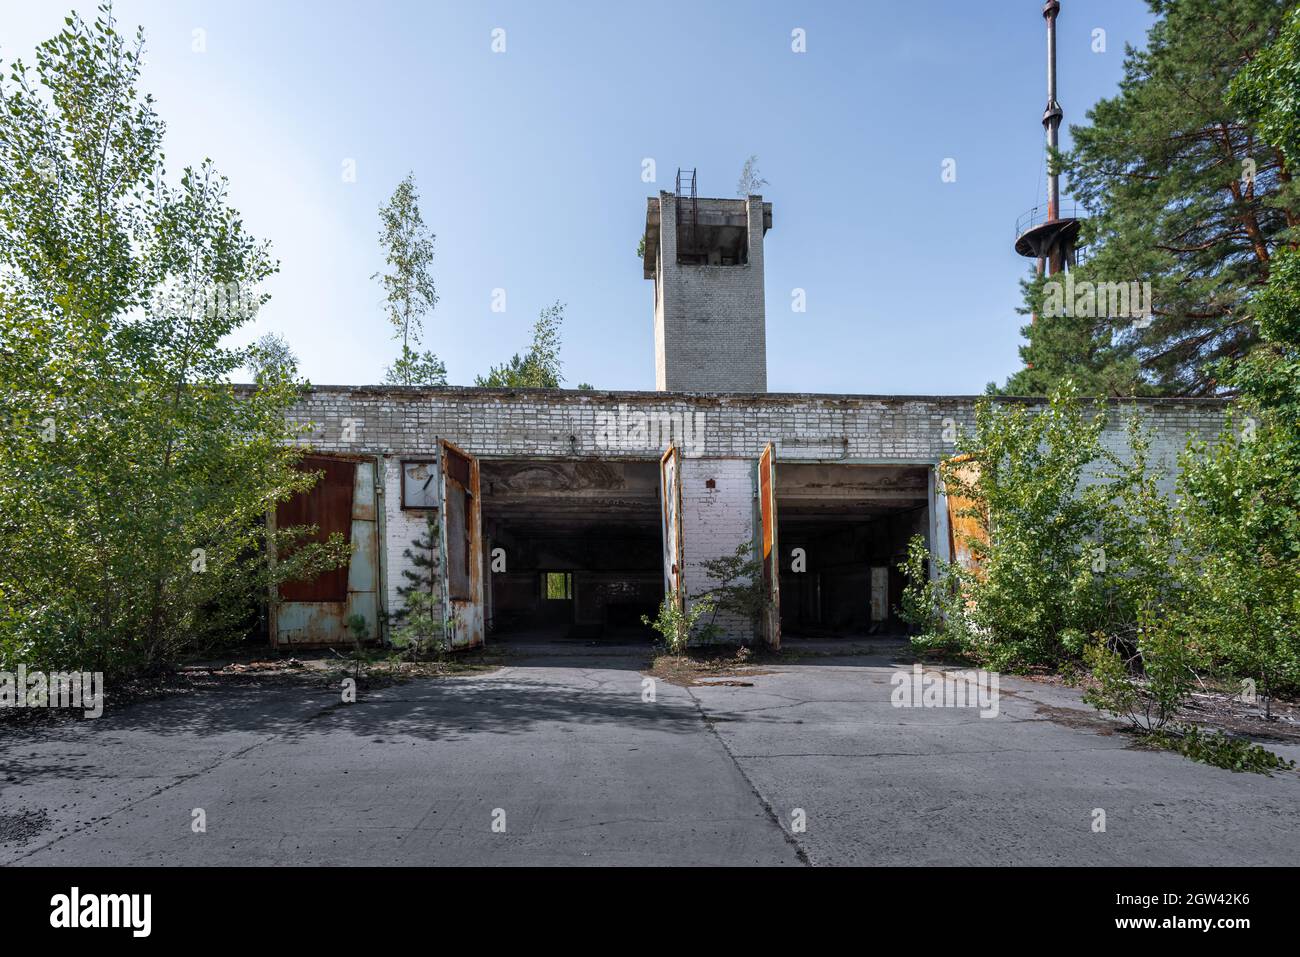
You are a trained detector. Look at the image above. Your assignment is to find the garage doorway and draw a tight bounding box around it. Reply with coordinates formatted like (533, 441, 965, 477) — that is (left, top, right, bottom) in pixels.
(480, 459, 664, 644)
(773, 463, 931, 639)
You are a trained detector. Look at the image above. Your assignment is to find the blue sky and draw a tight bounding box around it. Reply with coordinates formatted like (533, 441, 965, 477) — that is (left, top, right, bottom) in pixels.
(0, 0, 1156, 393)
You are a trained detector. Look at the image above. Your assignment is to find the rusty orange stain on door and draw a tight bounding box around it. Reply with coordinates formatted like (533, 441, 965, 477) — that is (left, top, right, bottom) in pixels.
(441, 439, 484, 649)
(942, 454, 987, 577)
(757, 442, 780, 650)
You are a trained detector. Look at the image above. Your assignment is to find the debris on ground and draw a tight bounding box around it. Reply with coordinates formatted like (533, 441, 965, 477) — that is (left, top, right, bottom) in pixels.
(645, 647, 779, 687)
(0, 808, 51, 846)
(1023, 670, 1300, 745)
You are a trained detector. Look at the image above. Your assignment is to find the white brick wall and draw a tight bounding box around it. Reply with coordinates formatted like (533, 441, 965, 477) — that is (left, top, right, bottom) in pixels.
(382, 455, 442, 642)
(282, 387, 1230, 645)
(288, 388, 1227, 467)
(681, 457, 757, 642)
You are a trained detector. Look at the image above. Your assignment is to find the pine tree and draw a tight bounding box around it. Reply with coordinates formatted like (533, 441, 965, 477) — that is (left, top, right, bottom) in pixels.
(384, 346, 447, 387)
(390, 515, 445, 655)
(1005, 0, 1299, 397)
(475, 301, 566, 387)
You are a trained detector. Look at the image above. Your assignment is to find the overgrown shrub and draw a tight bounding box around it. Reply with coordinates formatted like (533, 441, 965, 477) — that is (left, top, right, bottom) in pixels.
(1175, 412, 1300, 714)
(899, 382, 1159, 671)
(900, 376, 1298, 740)
(642, 595, 717, 653)
(898, 536, 978, 659)
(1082, 613, 1195, 733)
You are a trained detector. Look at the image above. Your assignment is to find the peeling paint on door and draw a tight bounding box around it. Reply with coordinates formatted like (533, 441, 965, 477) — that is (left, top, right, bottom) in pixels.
(659, 444, 683, 610)
(440, 439, 484, 649)
(272, 455, 382, 647)
(941, 454, 986, 577)
(756, 442, 781, 649)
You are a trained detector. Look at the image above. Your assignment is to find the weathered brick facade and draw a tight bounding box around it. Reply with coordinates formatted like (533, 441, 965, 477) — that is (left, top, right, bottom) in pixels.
(289, 386, 1223, 464)
(283, 385, 1228, 644)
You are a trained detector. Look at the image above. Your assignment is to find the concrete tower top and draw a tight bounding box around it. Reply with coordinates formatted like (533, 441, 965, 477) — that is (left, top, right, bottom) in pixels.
(645, 191, 773, 393)
(642, 195, 773, 278)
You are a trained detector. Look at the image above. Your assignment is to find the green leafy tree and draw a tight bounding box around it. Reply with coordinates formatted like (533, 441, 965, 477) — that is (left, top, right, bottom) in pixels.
(374, 172, 444, 385)
(1230, 5, 1300, 171)
(698, 542, 764, 636)
(900, 384, 1178, 670)
(0, 6, 348, 677)
(1167, 6, 1300, 714)
(935, 385, 1113, 668)
(476, 300, 566, 388)
(1006, 0, 1298, 397)
(248, 332, 299, 385)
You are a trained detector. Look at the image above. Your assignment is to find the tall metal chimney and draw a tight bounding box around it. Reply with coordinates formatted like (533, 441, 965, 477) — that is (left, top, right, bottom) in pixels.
(1044, 0, 1062, 223)
(1015, 0, 1081, 278)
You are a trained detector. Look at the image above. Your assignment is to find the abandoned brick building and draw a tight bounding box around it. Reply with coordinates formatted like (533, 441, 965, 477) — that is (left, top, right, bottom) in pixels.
(270, 189, 1226, 650)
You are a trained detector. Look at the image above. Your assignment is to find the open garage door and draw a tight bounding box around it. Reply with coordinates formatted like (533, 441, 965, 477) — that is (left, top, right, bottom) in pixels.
(478, 459, 663, 643)
(439, 439, 484, 649)
(757, 442, 781, 649)
(941, 454, 986, 576)
(659, 444, 684, 611)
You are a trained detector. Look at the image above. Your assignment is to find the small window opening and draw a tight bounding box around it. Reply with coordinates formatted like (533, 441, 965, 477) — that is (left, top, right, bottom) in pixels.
(543, 572, 573, 600)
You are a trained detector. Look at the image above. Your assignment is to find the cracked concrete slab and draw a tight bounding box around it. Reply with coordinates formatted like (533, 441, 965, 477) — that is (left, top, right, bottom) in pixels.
(685, 658, 1300, 866)
(2, 647, 1296, 866)
(0, 656, 798, 866)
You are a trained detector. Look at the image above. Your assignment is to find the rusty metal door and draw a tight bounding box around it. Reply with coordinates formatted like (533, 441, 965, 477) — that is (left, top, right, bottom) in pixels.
(659, 444, 684, 610)
(757, 442, 781, 649)
(272, 455, 381, 647)
(941, 454, 986, 577)
(439, 439, 484, 649)
(277, 456, 356, 602)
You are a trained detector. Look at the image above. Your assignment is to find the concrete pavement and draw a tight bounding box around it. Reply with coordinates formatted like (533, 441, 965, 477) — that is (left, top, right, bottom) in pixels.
(2, 643, 1297, 866)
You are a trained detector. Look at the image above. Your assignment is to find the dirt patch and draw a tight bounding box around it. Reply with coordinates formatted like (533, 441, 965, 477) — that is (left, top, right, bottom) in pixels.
(1018, 671, 1300, 745)
(176, 652, 503, 698)
(1175, 690, 1300, 745)
(645, 648, 780, 688)
(696, 679, 755, 687)
(777, 643, 890, 661)
(1033, 702, 1119, 735)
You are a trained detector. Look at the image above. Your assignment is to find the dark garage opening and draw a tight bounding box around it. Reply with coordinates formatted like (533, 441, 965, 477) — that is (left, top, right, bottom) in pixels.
(480, 459, 663, 644)
(776, 464, 930, 638)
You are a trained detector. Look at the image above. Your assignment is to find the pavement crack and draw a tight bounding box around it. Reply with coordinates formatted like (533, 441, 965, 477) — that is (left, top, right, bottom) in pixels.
(684, 686, 812, 867)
